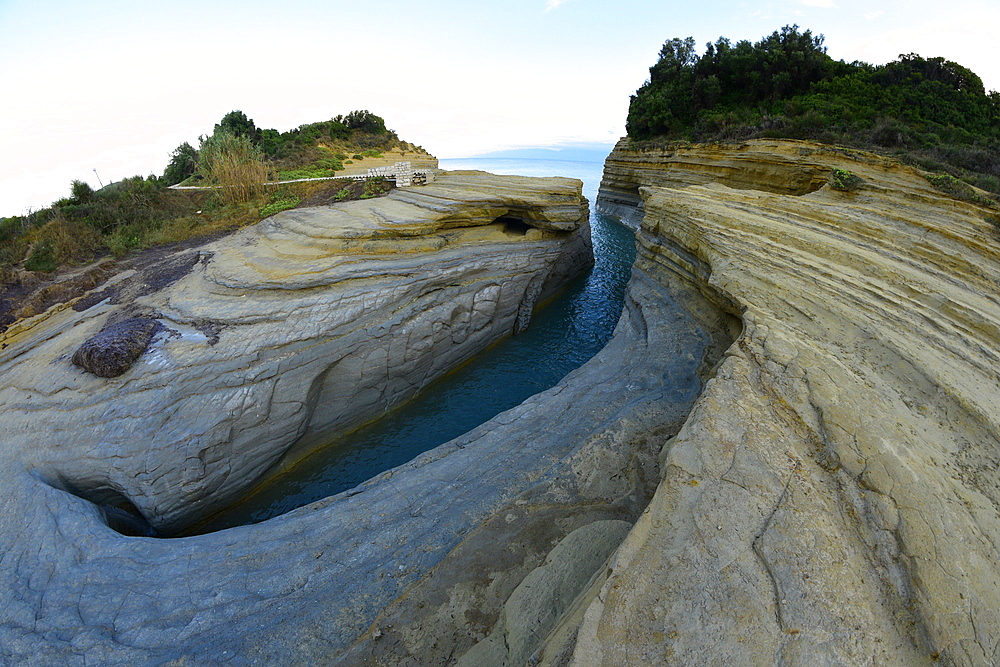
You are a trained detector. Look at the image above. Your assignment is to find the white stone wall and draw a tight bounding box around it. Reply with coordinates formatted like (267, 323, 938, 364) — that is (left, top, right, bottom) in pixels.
(367, 161, 432, 187)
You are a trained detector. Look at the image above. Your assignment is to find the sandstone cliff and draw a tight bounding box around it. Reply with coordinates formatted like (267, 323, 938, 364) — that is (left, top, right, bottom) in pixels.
(560, 139, 999, 665)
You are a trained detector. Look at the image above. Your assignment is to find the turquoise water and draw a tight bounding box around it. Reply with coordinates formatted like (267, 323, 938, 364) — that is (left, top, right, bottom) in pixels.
(193, 158, 635, 533)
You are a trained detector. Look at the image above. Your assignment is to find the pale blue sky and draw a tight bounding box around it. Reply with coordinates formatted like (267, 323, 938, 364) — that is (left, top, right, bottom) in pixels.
(2, 0, 998, 215)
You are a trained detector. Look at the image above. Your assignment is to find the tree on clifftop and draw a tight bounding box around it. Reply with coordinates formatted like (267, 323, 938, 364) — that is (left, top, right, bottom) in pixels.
(214, 110, 263, 145)
(335, 110, 388, 135)
(627, 25, 833, 138)
(161, 142, 199, 186)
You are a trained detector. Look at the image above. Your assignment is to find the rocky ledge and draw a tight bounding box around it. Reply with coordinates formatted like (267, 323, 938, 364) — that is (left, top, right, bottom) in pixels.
(0, 170, 594, 535)
(1, 141, 997, 665)
(577, 139, 1000, 665)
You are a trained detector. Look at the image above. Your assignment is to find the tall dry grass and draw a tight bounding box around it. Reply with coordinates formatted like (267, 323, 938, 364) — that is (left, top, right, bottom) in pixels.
(199, 132, 274, 205)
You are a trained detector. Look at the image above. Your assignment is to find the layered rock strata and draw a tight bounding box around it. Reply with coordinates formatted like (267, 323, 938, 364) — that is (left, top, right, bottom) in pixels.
(565, 139, 1000, 665)
(0, 169, 591, 538)
(2, 139, 996, 666)
(0, 164, 732, 662)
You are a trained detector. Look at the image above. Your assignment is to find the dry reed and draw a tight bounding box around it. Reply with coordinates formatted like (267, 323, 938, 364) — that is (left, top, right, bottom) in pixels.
(200, 133, 273, 205)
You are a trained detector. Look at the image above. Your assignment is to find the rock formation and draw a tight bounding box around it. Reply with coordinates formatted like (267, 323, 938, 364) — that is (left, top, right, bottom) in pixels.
(0, 140, 997, 666)
(564, 139, 999, 665)
(0, 166, 718, 664)
(72, 317, 162, 377)
(0, 169, 592, 535)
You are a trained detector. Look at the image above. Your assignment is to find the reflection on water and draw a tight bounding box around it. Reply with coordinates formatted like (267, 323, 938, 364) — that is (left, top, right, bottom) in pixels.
(194, 158, 634, 533)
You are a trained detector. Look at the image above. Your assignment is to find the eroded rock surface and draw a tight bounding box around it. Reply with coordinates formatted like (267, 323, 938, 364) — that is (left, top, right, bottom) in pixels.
(0, 163, 731, 663)
(563, 139, 1000, 665)
(2, 140, 995, 666)
(0, 171, 594, 538)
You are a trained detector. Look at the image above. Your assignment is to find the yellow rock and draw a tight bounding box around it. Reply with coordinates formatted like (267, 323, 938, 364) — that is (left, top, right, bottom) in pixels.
(572, 139, 1000, 665)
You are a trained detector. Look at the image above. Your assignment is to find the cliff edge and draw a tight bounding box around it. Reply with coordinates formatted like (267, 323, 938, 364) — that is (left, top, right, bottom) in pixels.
(559, 139, 999, 665)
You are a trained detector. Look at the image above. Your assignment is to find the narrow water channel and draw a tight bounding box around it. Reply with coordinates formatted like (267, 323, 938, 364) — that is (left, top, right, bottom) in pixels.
(192, 158, 634, 534)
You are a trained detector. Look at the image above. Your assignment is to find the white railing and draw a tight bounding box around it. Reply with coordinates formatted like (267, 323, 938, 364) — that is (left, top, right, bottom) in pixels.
(169, 163, 434, 191)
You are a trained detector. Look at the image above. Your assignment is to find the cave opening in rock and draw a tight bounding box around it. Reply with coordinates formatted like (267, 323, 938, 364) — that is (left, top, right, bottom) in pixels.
(98, 495, 158, 538)
(58, 482, 158, 538)
(497, 216, 532, 236)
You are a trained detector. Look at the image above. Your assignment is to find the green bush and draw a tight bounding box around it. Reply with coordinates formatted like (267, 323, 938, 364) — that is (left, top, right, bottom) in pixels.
(106, 226, 145, 257)
(361, 176, 389, 199)
(924, 173, 998, 207)
(214, 111, 262, 144)
(329, 120, 350, 140)
(24, 242, 57, 272)
(926, 172, 976, 199)
(830, 169, 865, 191)
(0, 216, 26, 244)
(357, 134, 393, 150)
(161, 142, 199, 186)
(335, 110, 388, 134)
(260, 196, 301, 218)
(972, 193, 998, 208)
(70, 180, 94, 203)
(313, 157, 344, 171)
(57, 175, 166, 233)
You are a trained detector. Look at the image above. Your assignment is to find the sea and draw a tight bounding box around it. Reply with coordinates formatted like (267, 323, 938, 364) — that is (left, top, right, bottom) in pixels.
(191, 157, 636, 534)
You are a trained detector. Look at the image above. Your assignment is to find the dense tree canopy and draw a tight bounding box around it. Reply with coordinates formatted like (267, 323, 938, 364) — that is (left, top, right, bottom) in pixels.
(214, 111, 262, 144)
(161, 142, 199, 186)
(626, 26, 1000, 193)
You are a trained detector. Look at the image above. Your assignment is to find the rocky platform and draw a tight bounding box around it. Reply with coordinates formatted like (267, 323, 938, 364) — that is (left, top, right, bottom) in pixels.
(1, 141, 997, 666)
(0, 170, 635, 661)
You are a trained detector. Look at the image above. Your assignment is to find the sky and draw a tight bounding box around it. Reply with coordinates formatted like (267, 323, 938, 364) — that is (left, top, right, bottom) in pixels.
(1, 0, 998, 216)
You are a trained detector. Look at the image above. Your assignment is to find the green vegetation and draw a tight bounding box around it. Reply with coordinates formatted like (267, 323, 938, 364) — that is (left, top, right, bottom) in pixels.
(24, 242, 56, 272)
(628, 25, 1000, 195)
(1, 109, 416, 275)
(161, 142, 198, 187)
(830, 169, 865, 191)
(259, 195, 301, 218)
(198, 132, 273, 205)
(360, 176, 390, 199)
(925, 172, 998, 207)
